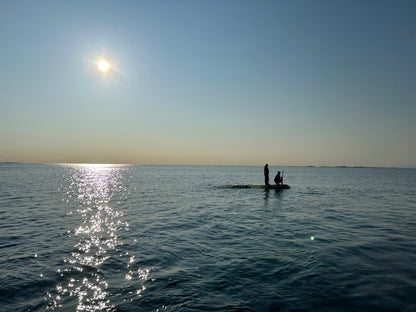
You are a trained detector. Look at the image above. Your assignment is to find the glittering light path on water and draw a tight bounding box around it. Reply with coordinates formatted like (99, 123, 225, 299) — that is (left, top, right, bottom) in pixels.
(46, 165, 148, 311)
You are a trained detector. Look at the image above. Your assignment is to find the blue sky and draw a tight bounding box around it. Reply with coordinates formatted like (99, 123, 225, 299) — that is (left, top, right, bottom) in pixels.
(0, 0, 415, 166)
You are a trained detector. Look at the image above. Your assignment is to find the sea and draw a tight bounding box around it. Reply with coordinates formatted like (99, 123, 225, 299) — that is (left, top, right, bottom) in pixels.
(1, 163, 415, 312)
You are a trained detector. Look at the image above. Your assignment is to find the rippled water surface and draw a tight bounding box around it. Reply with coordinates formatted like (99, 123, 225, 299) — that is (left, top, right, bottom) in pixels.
(1, 164, 416, 311)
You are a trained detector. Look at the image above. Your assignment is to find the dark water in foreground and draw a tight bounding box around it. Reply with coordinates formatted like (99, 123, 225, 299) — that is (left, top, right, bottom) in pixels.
(1, 164, 416, 312)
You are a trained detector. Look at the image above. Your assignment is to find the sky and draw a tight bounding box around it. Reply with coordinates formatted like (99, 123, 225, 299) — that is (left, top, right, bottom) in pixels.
(0, 0, 415, 167)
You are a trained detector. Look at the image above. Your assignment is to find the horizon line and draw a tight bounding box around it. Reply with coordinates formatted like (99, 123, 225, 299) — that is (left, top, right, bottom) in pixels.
(1, 161, 415, 169)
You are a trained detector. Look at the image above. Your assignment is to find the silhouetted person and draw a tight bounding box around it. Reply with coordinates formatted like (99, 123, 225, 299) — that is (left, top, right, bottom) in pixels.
(264, 164, 270, 186)
(274, 171, 283, 185)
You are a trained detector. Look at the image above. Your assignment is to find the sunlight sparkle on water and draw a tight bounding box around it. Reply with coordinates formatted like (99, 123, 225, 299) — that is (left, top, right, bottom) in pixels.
(49, 164, 134, 311)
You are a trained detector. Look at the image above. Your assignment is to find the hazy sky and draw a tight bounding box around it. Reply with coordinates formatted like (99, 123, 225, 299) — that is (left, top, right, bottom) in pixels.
(1, 0, 415, 167)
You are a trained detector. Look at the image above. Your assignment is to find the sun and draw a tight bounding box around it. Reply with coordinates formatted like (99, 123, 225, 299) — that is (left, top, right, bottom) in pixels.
(97, 59, 111, 72)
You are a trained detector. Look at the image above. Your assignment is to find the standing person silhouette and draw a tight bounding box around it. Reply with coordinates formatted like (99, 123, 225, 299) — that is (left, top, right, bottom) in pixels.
(264, 164, 270, 186)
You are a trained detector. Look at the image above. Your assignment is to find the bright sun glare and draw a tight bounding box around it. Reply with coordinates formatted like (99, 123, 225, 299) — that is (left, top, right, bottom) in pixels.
(97, 59, 110, 72)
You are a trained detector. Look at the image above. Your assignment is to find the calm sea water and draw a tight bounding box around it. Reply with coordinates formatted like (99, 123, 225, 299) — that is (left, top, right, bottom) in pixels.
(1, 164, 416, 312)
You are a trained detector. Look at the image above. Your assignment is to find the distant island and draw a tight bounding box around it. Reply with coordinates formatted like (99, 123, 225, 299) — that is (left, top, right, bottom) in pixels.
(306, 165, 401, 169)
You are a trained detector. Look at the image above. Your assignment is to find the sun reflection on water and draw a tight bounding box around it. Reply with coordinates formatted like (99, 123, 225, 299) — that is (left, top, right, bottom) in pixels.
(47, 164, 149, 311)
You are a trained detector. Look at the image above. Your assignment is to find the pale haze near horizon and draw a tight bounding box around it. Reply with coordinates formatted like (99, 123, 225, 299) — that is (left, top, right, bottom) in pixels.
(0, 1, 415, 167)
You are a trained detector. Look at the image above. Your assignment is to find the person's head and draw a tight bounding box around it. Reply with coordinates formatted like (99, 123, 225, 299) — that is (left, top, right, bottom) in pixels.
(278, 171, 280, 174)
(265, 164, 268, 167)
